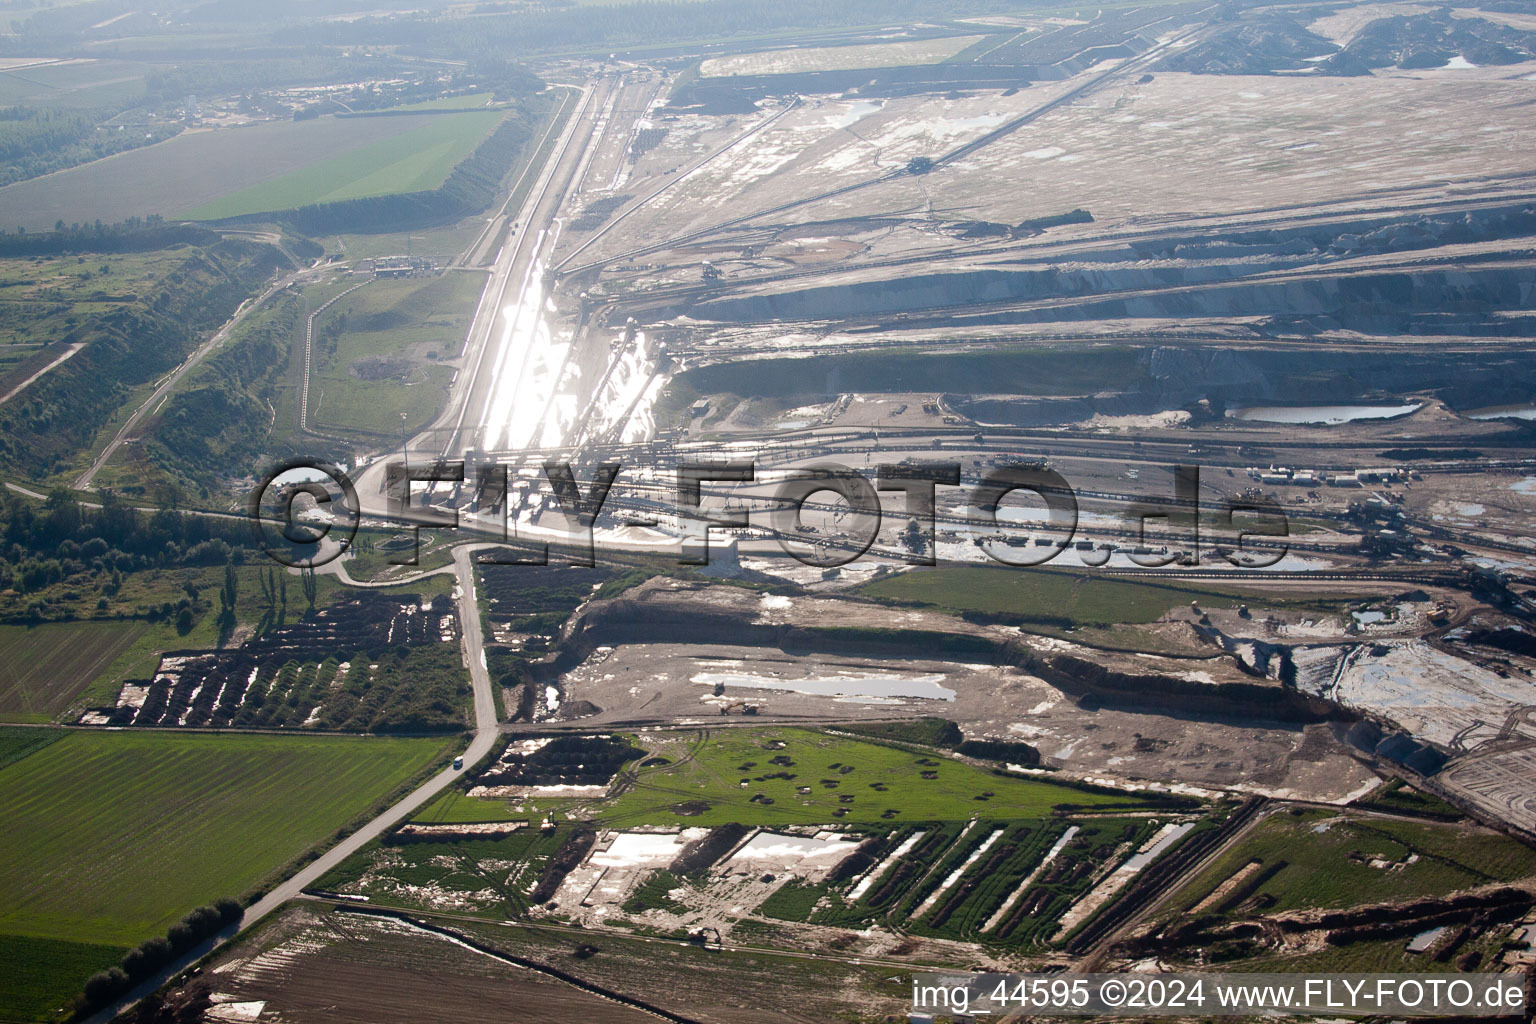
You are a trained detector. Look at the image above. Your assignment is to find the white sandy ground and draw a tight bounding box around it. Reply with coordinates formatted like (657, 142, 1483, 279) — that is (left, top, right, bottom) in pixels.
(691, 669, 956, 702)
(983, 825, 1080, 932)
(913, 828, 1004, 918)
(1297, 640, 1536, 748)
(549, 828, 860, 926)
(1054, 821, 1195, 938)
(723, 830, 859, 870)
(699, 36, 985, 78)
(848, 829, 926, 901)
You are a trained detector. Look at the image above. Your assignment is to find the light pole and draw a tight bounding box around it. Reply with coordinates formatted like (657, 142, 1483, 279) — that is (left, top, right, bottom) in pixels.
(400, 412, 410, 495)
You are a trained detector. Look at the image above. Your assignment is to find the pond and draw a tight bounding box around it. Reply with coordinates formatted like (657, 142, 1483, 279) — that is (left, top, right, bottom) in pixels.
(1228, 403, 1421, 425)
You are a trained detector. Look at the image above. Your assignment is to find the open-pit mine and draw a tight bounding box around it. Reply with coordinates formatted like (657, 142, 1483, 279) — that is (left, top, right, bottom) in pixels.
(105, 1, 1536, 1020)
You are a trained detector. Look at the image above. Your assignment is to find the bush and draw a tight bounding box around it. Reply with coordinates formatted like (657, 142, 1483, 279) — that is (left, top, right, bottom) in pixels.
(83, 966, 130, 1006)
(120, 935, 173, 980)
(215, 897, 243, 925)
(957, 738, 1041, 766)
(165, 921, 196, 951)
(181, 904, 221, 938)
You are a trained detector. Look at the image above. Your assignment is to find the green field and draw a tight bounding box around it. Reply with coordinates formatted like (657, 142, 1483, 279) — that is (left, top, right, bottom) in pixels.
(0, 727, 62, 770)
(0, 932, 129, 1023)
(1166, 810, 1536, 918)
(413, 787, 541, 824)
(180, 109, 504, 220)
(0, 622, 147, 723)
(0, 730, 449, 946)
(305, 272, 484, 436)
(589, 728, 1160, 828)
(0, 59, 155, 110)
(0, 111, 501, 232)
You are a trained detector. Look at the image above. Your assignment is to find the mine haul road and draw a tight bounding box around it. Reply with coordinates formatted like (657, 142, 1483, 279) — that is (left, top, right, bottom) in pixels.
(349, 74, 626, 511)
(74, 260, 322, 492)
(438, 76, 613, 457)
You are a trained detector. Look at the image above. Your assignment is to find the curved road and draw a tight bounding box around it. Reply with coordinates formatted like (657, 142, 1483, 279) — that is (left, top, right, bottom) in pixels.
(88, 544, 497, 1024)
(238, 546, 497, 922)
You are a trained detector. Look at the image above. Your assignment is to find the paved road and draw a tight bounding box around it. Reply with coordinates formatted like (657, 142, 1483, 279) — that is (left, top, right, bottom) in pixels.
(86, 545, 497, 1024)
(239, 546, 497, 927)
(78, 82, 606, 1020)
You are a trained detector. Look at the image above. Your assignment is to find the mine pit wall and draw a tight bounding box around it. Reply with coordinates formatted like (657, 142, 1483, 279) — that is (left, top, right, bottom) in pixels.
(1002, 641, 1343, 725)
(669, 61, 1073, 110)
(688, 264, 1536, 339)
(1361, 741, 1536, 848)
(679, 203, 1536, 329)
(539, 592, 1344, 725)
(670, 342, 1536, 425)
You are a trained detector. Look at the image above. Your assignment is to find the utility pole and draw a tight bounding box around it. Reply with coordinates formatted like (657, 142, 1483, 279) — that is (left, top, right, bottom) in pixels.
(400, 412, 410, 479)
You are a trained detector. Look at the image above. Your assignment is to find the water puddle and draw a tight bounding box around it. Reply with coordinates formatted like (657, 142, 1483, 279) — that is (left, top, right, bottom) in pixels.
(1228, 403, 1420, 424)
(692, 670, 955, 701)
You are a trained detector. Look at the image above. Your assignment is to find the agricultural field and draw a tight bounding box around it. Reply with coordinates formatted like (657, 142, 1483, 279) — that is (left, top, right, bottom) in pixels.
(763, 815, 1168, 949)
(699, 35, 986, 77)
(180, 109, 504, 220)
(588, 727, 1166, 828)
(327, 87, 577, 265)
(9, 561, 360, 712)
(84, 591, 471, 733)
(1163, 809, 1536, 919)
(0, 730, 449, 945)
(304, 273, 484, 437)
(0, 726, 61, 770)
(0, 58, 156, 110)
(0, 621, 146, 722)
(0, 932, 130, 1024)
(0, 110, 503, 231)
(175, 903, 909, 1024)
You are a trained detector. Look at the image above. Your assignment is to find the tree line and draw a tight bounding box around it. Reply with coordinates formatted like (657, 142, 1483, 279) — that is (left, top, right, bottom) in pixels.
(0, 486, 264, 598)
(0, 217, 215, 256)
(78, 900, 244, 1014)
